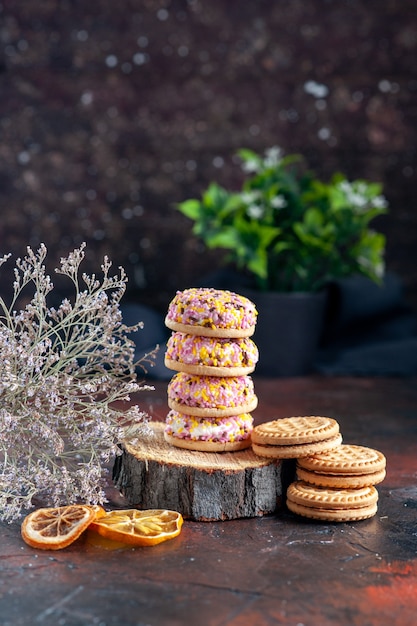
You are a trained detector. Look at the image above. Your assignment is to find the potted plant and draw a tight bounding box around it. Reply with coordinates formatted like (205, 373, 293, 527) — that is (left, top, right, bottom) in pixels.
(177, 146, 388, 376)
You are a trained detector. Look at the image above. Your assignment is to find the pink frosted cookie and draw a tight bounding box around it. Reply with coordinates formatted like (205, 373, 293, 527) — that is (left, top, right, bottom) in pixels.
(164, 410, 254, 452)
(165, 288, 257, 338)
(167, 372, 258, 417)
(164, 332, 259, 376)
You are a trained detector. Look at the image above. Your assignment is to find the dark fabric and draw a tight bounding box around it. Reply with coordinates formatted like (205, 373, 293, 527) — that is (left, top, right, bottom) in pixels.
(121, 302, 171, 380)
(315, 273, 417, 375)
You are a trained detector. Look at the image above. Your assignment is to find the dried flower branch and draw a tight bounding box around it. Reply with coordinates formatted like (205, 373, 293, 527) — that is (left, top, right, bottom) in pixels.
(0, 243, 156, 522)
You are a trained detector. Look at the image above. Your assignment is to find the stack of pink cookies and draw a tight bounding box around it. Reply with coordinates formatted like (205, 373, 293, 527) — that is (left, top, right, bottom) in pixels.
(163, 288, 258, 452)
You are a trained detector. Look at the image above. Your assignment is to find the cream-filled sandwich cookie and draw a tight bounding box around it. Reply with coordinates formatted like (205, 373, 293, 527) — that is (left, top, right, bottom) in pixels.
(164, 410, 253, 452)
(165, 288, 257, 338)
(167, 372, 258, 417)
(286, 481, 379, 522)
(164, 332, 259, 376)
(296, 444, 386, 488)
(252, 416, 342, 459)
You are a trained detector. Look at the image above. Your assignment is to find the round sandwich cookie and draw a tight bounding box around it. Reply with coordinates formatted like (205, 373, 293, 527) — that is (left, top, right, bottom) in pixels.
(164, 410, 253, 452)
(296, 444, 386, 475)
(167, 372, 258, 418)
(165, 332, 259, 377)
(287, 481, 379, 509)
(165, 288, 257, 338)
(286, 481, 379, 522)
(296, 465, 386, 489)
(251, 416, 342, 459)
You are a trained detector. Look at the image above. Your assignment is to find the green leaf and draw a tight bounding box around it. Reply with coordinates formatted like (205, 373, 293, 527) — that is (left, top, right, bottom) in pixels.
(304, 207, 324, 229)
(177, 199, 201, 220)
(218, 193, 245, 220)
(202, 182, 229, 209)
(247, 250, 268, 280)
(205, 227, 240, 250)
(237, 148, 263, 166)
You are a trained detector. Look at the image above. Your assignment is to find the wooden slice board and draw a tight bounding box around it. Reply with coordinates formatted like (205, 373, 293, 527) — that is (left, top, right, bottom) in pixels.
(113, 421, 283, 521)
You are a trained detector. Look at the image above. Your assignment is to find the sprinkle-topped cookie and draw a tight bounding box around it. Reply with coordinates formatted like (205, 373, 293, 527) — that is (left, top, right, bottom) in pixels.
(167, 372, 258, 417)
(165, 288, 257, 338)
(165, 332, 259, 376)
(164, 410, 253, 452)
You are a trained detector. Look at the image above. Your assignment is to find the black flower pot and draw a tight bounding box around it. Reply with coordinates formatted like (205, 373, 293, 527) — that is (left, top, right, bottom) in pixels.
(242, 290, 327, 377)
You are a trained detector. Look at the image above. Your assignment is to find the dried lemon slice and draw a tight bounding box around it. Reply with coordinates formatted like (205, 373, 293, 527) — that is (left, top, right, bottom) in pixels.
(21, 504, 104, 550)
(88, 509, 184, 547)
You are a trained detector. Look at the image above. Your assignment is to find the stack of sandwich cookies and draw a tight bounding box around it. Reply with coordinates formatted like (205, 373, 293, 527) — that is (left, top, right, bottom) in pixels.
(164, 288, 258, 452)
(286, 482, 379, 522)
(286, 444, 386, 521)
(296, 444, 386, 488)
(251, 416, 342, 459)
(251, 415, 386, 521)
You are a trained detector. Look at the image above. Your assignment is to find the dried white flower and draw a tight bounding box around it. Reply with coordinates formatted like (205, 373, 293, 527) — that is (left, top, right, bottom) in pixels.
(0, 243, 156, 522)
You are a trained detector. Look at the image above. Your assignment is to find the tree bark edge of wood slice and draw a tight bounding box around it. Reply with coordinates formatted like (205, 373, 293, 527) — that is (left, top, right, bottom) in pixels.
(113, 421, 283, 521)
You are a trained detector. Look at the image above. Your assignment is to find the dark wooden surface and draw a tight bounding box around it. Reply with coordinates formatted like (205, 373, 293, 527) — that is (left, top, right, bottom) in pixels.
(1, 376, 417, 626)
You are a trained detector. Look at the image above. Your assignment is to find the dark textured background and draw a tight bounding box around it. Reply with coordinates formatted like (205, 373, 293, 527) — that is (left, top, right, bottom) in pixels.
(1, 0, 416, 313)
